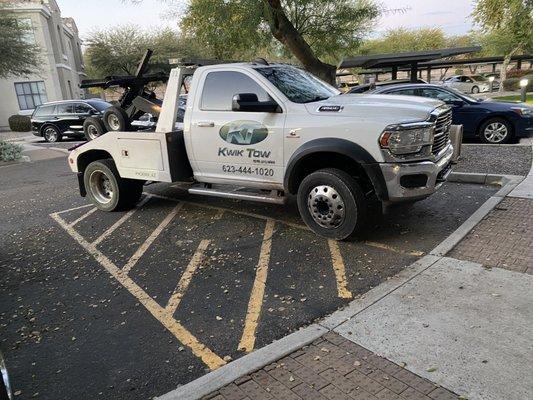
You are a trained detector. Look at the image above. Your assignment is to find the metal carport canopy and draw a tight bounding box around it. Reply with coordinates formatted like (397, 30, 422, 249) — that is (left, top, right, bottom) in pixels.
(339, 46, 482, 81)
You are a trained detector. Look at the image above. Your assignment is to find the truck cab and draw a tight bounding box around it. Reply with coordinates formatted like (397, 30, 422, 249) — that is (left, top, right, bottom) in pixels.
(68, 61, 455, 240)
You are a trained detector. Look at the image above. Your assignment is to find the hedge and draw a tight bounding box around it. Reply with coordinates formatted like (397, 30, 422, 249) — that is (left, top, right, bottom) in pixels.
(0, 140, 23, 162)
(503, 74, 533, 91)
(8, 115, 32, 132)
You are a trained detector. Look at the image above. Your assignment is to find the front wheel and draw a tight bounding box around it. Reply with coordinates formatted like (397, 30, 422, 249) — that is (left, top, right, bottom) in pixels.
(42, 125, 62, 142)
(479, 118, 513, 144)
(84, 159, 143, 211)
(297, 168, 368, 240)
(471, 86, 479, 94)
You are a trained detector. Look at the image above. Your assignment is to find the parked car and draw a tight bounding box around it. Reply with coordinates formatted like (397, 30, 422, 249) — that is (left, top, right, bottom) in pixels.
(369, 83, 533, 143)
(441, 75, 491, 94)
(348, 79, 427, 94)
(31, 99, 112, 142)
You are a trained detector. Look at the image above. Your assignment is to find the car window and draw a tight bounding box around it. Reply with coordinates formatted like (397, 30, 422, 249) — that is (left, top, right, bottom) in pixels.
(87, 101, 112, 112)
(387, 89, 417, 96)
(56, 103, 74, 114)
(201, 71, 272, 111)
(33, 105, 55, 117)
(75, 103, 93, 114)
(419, 88, 459, 102)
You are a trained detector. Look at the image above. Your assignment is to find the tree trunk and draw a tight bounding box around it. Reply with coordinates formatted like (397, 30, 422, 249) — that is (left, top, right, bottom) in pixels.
(499, 46, 521, 92)
(262, 0, 336, 84)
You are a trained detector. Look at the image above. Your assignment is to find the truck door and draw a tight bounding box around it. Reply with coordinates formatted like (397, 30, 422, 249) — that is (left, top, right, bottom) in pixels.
(189, 70, 285, 186)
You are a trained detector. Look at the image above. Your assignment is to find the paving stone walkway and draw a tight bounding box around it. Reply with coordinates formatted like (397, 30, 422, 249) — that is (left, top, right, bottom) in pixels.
(203, 332, 459, 400)
(450, 197, 533, 274)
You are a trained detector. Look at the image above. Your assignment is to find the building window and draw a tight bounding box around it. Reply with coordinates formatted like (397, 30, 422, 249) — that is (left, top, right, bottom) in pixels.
(17, 18, 35, 44)
(14, 81, 48, 110)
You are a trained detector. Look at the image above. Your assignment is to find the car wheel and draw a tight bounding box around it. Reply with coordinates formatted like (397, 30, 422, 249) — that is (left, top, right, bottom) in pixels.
(83, 117, 107, 141)
(103, 106, 131, 132)
(471, 86, 480, 94)
(42, 125, 62, 143)
(479, 118, 513, 144)
(297, 168, 368, 240)
(84, 159, 143, 211)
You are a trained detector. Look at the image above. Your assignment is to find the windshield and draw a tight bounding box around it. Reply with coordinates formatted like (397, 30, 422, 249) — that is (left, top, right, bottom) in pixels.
(87, 100, 112, 111)
(254, 66, 339, 103)
(447, 86, 482, 102)
(471, 75, 487, 82)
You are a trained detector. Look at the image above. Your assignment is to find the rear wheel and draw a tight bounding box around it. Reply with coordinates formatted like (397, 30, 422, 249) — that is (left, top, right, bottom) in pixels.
(297, 168, 368, 240)
(103, 106, 131, 132)
(84, 159, 143, 211)
(83, 117, 107, 141)
(479, 118, 513, 144)
(42, 125, 61, 142)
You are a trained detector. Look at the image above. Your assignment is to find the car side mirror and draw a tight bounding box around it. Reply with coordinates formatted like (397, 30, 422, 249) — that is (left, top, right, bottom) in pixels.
(447, 99, 464, 107)
(232, 93, 281, 113)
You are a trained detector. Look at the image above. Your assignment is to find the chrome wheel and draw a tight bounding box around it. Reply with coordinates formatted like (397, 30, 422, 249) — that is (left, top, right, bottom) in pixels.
(307, 185, 346, 229)
(87, 124, 99, 140)
(88, 170, 114, 204)
(107, 114, 121, 131)
(44, 127, 58, 142)
(484, 122, 508, 143)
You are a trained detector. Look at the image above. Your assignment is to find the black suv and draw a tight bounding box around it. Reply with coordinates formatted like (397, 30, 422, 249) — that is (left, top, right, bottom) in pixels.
(31, 99, 112, 142)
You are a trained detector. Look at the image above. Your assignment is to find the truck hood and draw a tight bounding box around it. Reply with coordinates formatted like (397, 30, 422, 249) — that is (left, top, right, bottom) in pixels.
(305, 94, 443, 123)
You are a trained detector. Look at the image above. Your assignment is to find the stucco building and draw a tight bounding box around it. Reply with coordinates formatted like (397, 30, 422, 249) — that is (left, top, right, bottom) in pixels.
(0, 0, 85, 130)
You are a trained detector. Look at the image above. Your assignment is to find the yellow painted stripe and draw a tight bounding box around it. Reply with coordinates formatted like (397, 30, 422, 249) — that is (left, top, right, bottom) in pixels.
(328, 240, 353, 299)
(364, 241, 424, 257)
(92, 195, 152, 246)
(166, 239, 210, 315)
(51, 212, 225, 370)
(122, 203, 183, 275)
(238, 219, 275, 353)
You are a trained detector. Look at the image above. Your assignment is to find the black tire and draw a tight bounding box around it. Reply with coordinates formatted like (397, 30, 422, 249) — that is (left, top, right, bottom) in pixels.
(103, 106, 131, 132)
(42, 125, 62, 142)
(471, 86, 479, 94)
(297, 168, 368, 240)
(84, 159, 143, 211)
(478, 117, 513, 144)
(83, 117, 107, 141)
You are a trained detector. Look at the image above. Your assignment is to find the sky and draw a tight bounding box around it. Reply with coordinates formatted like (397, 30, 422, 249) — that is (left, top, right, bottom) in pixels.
(57, 0, 475, 40)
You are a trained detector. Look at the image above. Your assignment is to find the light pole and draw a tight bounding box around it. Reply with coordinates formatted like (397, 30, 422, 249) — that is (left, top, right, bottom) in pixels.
(489, 76, 495, 93)
(520, 78, 529, 103)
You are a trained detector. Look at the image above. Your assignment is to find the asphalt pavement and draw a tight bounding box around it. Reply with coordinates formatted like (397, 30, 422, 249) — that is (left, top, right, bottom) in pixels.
(0, 154, 498, 400)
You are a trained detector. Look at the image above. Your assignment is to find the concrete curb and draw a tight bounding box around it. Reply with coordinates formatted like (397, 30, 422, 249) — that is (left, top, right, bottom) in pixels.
(156, 173, 522, 400)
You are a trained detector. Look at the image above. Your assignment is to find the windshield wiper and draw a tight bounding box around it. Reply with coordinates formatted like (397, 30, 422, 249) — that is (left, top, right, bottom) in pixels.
(304, 96, 330, 103)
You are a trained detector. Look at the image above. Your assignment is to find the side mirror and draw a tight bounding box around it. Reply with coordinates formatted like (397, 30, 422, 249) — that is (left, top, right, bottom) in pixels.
(232, 93, 281, 113)
(447, 99, 464, 107)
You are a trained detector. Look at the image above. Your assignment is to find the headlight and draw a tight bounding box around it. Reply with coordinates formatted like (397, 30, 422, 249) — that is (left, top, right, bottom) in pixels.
(379, 122, 434, 155)
(511, 107, 532, 117)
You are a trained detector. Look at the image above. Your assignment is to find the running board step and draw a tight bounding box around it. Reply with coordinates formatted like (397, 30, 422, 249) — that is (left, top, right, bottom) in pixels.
(188, 186, 286, 204)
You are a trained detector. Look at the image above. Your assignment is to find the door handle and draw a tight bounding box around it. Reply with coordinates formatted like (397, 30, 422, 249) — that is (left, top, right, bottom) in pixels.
(197, 121, 214, 127)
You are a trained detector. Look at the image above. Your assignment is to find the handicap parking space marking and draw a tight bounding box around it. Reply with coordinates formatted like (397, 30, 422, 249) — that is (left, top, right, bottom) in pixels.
(50, 193, 427, 371)
(50, 209, 226, 370)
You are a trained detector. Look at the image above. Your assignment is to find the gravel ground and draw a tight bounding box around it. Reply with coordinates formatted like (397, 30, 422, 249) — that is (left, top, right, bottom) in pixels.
(455, 144, 532, 176)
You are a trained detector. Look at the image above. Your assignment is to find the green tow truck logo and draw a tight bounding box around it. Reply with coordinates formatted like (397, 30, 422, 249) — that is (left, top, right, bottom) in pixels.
(219, 120, 268, 145)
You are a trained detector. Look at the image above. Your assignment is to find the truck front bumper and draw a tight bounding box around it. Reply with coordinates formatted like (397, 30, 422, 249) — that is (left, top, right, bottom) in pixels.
(379, 144, 453, 202)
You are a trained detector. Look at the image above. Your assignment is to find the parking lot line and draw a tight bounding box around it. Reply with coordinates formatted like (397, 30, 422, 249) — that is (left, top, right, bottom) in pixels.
(69, 207, 97, 227)
(56, 203, 93, 215)
(166, 239, 211, 315)
(238, 219, 276, 353)
(328, 240, 353, 299)
(50, 212, 226, 370)
(92, 195, 152, 246)
(364, 241, 424, 257)
(122, 202, 184, 275)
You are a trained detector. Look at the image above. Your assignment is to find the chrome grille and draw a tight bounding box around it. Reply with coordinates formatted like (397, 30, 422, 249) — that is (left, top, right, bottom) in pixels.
(432, 108, 452, 155)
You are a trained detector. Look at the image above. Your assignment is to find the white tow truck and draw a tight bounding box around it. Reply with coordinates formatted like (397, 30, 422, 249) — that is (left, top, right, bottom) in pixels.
(68, 60, 455, 240)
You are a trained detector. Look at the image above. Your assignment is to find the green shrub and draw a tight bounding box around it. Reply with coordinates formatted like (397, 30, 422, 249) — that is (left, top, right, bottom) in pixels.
(8, 115, 31, 132)
(503, 74, 533, 91)
(0, 140, 23, 162)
